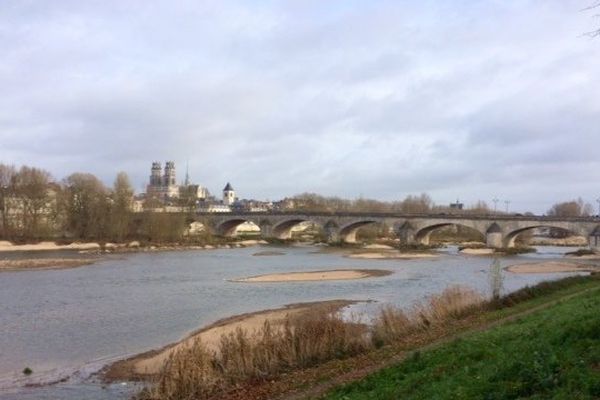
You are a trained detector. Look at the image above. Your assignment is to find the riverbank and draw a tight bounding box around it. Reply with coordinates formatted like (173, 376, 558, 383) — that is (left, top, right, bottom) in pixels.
(103, 299, 356, 382)
(231, 269, 392, 283)
(320, 279, 600, 400)
(0, 241, 102, 252)
(0, 239, 270, 254)
(133, 275, 600, 400)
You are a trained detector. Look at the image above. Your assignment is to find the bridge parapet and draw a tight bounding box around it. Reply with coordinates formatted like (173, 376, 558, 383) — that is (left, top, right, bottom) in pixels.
(194, 212, 600, 249)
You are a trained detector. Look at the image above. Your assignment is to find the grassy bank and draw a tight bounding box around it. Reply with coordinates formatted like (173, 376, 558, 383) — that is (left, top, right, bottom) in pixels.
(133, 275, 600, 400)
(322, 281, 600, 400)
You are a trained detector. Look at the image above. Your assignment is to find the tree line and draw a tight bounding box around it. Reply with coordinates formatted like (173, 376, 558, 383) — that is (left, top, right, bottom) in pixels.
(0, 162, 595, 244)
(0, 163, 194, 243)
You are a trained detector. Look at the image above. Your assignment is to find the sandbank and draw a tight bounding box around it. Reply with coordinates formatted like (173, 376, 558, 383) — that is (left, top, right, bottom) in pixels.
(347, 252, 437, 259)
(505, 261, 599, 274)
(460, 248, 495, 255)
(362, 244, 396, 250)
(253, 250, 286, 256)
(0, 258, 98, 272)
(232, 269, 392, 282)
(103, 300, 354, 381)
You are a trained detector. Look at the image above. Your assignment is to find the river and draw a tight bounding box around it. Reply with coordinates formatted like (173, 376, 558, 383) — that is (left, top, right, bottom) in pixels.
(0, 244, 585, 399)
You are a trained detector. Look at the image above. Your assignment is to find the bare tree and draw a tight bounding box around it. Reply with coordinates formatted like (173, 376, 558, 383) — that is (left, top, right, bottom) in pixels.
(584, 2, 600, 37)
(110, 172, 134, 241)
(13, 166, 52, 238)
(62, 173, 110, 239)
(547, 198, 593, 217)
(489, 258, 504, 300)
(0, 164, 17, 238)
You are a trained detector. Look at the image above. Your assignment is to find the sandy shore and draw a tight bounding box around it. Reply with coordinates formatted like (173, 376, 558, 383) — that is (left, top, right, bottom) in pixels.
(506, 261, 599, 274)
(232, 269, 392, 283)
(103, 300, 355, 381)
(529, 236, 588, 246)
(347, 252, 437, 259)
(0, 241, 101, 252)
(0, 258, 98, 272)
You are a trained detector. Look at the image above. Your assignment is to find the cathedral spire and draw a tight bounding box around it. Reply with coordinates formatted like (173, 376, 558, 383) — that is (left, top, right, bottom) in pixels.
(184, 160, 190, 186)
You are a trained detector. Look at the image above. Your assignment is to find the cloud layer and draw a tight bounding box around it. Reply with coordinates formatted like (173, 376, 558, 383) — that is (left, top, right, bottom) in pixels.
(1, 0, 599, 212)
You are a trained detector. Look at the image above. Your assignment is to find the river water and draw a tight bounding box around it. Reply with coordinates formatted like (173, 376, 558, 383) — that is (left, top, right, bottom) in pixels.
(0, 245, 585, 399)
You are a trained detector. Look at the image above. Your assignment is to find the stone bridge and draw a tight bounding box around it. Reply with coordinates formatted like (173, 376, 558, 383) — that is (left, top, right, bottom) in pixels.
(195, 211, 600, 249)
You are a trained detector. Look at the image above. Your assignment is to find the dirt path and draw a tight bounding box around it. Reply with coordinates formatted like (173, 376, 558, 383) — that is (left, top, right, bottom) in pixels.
(273, 285, 600, 400)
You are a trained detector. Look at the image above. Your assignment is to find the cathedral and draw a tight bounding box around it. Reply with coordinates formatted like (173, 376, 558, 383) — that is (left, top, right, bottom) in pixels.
(146, 161, 208, 202)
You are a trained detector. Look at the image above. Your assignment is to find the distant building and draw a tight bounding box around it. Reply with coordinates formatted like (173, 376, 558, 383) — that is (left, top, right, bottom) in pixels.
(223, 182, 236, 206)
(449, 200, 464, 210)
(197, 202, 231, 213)
(145, 161, 208, 203)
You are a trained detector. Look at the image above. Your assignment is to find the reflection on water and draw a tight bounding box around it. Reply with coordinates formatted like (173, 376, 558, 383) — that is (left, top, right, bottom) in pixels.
(0, 244, 586, 399)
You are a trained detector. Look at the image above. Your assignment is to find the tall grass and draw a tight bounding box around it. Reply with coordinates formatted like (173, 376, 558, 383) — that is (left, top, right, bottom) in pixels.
(371, 286, 484, 346)
(137, 276, 600, 399)
(137, 286, 484, 400)
(137, 308, 369, 400)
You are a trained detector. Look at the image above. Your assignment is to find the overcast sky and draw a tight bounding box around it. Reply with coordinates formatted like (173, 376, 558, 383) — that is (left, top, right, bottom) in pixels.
(1, 0, 599, 213)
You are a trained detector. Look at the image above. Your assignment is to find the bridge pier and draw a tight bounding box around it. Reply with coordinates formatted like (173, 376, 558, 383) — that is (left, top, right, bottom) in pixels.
(259, 221, 274, 241)
(486, 232, 503, 248)
(324, 223, 340, 243)
(589, 232, 600, 252)
(396, 222, 417, 246)
(486, 223, 503, 249)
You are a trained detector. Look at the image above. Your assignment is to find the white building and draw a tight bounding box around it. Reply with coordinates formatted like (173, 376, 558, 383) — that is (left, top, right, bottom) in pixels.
(223, 182, 236, 206)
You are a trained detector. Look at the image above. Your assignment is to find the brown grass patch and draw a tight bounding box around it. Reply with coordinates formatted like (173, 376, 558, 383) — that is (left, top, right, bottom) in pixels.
(136, 286, 485, 400)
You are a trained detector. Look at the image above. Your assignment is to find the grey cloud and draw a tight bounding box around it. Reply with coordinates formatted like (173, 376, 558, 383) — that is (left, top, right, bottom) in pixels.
(1, 0, 599, 213)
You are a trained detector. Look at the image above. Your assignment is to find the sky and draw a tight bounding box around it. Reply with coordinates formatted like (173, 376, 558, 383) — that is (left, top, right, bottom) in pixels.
(1, 0, 599, 213)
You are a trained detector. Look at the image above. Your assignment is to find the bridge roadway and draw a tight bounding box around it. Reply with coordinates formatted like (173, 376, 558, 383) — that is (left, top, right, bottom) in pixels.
(194, 211, 600, 249)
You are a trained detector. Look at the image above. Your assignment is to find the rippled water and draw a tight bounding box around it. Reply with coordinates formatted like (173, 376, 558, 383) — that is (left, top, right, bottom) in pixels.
(0, 245, 585, 399)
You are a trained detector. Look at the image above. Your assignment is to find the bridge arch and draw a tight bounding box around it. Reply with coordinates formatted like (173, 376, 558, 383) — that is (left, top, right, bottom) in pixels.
(215, 218, 261, 237)
(339, 220, 378, 243)
(271, 218, 310, 240)
(414, 222, 486, 245)
(504, 224, 583, 248)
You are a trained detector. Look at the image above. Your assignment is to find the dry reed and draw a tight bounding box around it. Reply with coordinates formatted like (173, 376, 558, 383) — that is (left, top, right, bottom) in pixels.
(137, 286, 484, 400)
(371, 286, 484, 346)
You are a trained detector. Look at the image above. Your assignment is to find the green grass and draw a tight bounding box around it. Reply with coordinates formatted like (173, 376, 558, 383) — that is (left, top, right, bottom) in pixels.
(322, 286, 600, 400)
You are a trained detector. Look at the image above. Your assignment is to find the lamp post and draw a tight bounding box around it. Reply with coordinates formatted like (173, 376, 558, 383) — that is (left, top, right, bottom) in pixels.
(504, 200, 511, 214)
(596, 198, 600, 218)
(492, 198, 499, 214)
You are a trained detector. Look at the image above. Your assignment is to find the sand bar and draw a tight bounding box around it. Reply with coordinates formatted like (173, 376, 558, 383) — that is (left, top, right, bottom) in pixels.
(506, 261, 599, 274)
(0, 258, 98, 272)
(362, 244, 396, 250)
(103, 300, 355, 381)
(232, 269, 392, 282)
(460, 248, 495, 255)
(253, 250, 286, 256)
(347, 252, 437, 259)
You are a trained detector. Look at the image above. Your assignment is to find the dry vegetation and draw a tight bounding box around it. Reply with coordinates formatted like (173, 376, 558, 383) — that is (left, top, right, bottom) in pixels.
(136, 286, 484, 400)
